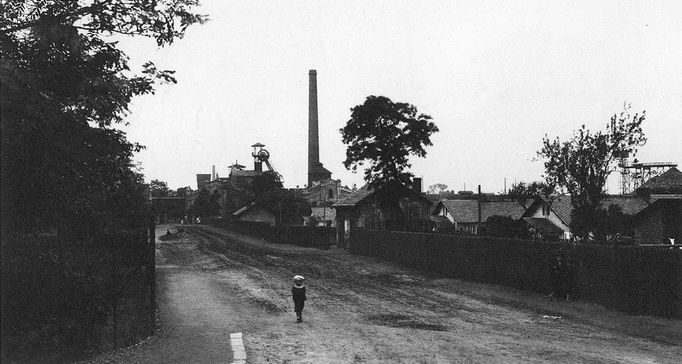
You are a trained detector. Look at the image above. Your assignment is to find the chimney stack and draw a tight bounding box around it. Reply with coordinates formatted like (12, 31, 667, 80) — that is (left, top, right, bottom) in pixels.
(308, 70, 319, 186)
(307, 70, 332, 187)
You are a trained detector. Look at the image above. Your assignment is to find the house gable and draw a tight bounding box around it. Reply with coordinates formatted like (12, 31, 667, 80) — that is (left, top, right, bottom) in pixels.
(522, 197, 570, 235)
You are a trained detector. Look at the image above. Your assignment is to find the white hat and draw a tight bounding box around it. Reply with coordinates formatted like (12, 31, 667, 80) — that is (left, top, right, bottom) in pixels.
(293, 275, 304, 281)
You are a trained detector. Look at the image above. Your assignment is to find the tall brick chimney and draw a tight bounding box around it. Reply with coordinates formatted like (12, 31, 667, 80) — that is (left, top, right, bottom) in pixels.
(308, 69, 331, 187)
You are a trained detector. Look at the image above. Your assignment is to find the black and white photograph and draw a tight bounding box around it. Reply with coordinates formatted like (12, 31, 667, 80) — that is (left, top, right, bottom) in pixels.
(1, 1, 681, 363)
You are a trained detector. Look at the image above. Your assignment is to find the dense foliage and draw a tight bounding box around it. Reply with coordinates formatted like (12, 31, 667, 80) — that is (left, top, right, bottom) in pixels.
(537, 105, 646, 238)
(340, 96, 437, 226)
(1, 0, 205, 234)
(189, 188, 220, 219)
(250, 171, 310, 225)
(1, 1, 204, 360)
(149, 179, 173, 197)
(340, 96, 438, 189)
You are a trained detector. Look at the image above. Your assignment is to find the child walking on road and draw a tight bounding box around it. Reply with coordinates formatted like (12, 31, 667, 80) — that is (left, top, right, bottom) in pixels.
(292, 275, 306, 323)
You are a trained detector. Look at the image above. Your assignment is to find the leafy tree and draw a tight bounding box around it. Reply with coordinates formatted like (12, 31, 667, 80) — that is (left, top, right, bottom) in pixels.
(428, 183, 449, 194)
(537, 105, 646, 238)
(580, 204, 633, 243)
(189, 189, 219, 219)
(341, 96, 438, 188)
(507, 181, 556, 200)
(248, 171, 309, 225)
(255, 189, 311, 225)
(1, 1, 206, 46)
(1, 1, 204, 359)
(149, 179, 171, 197)
(340, 96, 437, 225)
(1, 0, 205, 233)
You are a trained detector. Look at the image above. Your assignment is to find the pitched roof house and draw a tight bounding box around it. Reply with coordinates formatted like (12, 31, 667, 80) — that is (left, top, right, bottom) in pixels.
(333, 184, 432, 247)
(521, 196, 570, 241)
(430, 199, 526, 234)
(521, 192, 653, 241)
(633, 167, 682, 243)
(637, 167, 682, 195)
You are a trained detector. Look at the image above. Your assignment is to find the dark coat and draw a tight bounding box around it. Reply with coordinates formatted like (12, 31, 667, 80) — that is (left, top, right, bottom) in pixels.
(292, 285, 306, 303)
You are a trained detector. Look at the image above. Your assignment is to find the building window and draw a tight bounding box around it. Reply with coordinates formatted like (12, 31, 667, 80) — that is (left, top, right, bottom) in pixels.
(328, 189, 334, 199)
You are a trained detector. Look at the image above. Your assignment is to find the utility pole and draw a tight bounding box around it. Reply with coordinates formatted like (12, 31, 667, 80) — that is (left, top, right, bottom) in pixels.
(477, 185, 482, 234)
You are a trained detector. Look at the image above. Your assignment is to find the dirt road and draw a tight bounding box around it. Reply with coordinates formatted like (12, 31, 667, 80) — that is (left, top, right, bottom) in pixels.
(87, 224, 682, 363)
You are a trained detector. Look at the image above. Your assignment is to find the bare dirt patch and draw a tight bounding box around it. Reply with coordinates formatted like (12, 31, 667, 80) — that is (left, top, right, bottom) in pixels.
(366, 313, 448, 331)
(191, 225, 682, 363)
(86, 224, 682, 364)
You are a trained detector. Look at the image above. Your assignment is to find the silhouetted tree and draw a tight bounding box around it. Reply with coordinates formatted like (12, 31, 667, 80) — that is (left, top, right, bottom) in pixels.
(340, 96, 438, 224)
(537, 105, 646, 238)
(255, 190, 311, 225)
(189, 189, 219, 220)
(1, 1, 205, 359)
(247, 171, 309, 225)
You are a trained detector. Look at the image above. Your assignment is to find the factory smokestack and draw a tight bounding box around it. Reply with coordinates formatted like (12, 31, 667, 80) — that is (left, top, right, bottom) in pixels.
(308, 70, 331, 187)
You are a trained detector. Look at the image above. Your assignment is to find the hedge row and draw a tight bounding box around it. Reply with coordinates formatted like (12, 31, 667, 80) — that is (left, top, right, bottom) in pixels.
(349, 229, 682, 318)
(213, 219, 335, 250)
(1, 231, 153, 362)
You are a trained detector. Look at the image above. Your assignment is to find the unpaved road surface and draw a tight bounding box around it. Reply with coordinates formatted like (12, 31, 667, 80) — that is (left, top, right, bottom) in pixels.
(87, 224, 682, 363)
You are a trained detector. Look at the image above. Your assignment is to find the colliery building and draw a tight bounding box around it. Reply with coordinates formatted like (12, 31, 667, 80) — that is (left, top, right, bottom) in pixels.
(184, 69, 354, 225)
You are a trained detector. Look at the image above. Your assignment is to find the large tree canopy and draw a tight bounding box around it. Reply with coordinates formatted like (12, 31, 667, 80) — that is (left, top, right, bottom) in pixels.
(1, 1, 206, 46)
(1, 1, 205, 359)
(537, 105, 646, 238)
(1, 0, 205, 233)
(340, 95, 438, 189)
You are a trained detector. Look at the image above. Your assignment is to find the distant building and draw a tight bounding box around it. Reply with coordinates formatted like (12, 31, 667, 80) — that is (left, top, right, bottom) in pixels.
(524, 194, 650, 241)
(302, 179, 354, 207)
(430, 199, 526, 234)
(521, 196, 571, 240)
(309, 206, 336, 227)
(632, 167, 682, 243)
(517, 167, 682, 243)
(299, 69, 354, 210)
(333, 183, 431, 247)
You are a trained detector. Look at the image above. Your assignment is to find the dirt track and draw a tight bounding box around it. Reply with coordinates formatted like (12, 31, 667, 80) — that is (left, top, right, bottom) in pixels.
(87, 224, 682, 363)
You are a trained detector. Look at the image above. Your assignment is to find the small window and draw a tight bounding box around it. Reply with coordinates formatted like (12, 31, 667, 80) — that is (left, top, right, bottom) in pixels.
(328, 189, 334, 199)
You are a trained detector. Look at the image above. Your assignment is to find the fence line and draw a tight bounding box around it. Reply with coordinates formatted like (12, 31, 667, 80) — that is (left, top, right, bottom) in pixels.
(208, 219, 335, 250)
(349, 229, 682, 318)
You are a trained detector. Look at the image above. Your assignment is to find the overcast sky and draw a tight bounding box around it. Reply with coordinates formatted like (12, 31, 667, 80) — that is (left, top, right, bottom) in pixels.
(119, 0, 682, 194)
